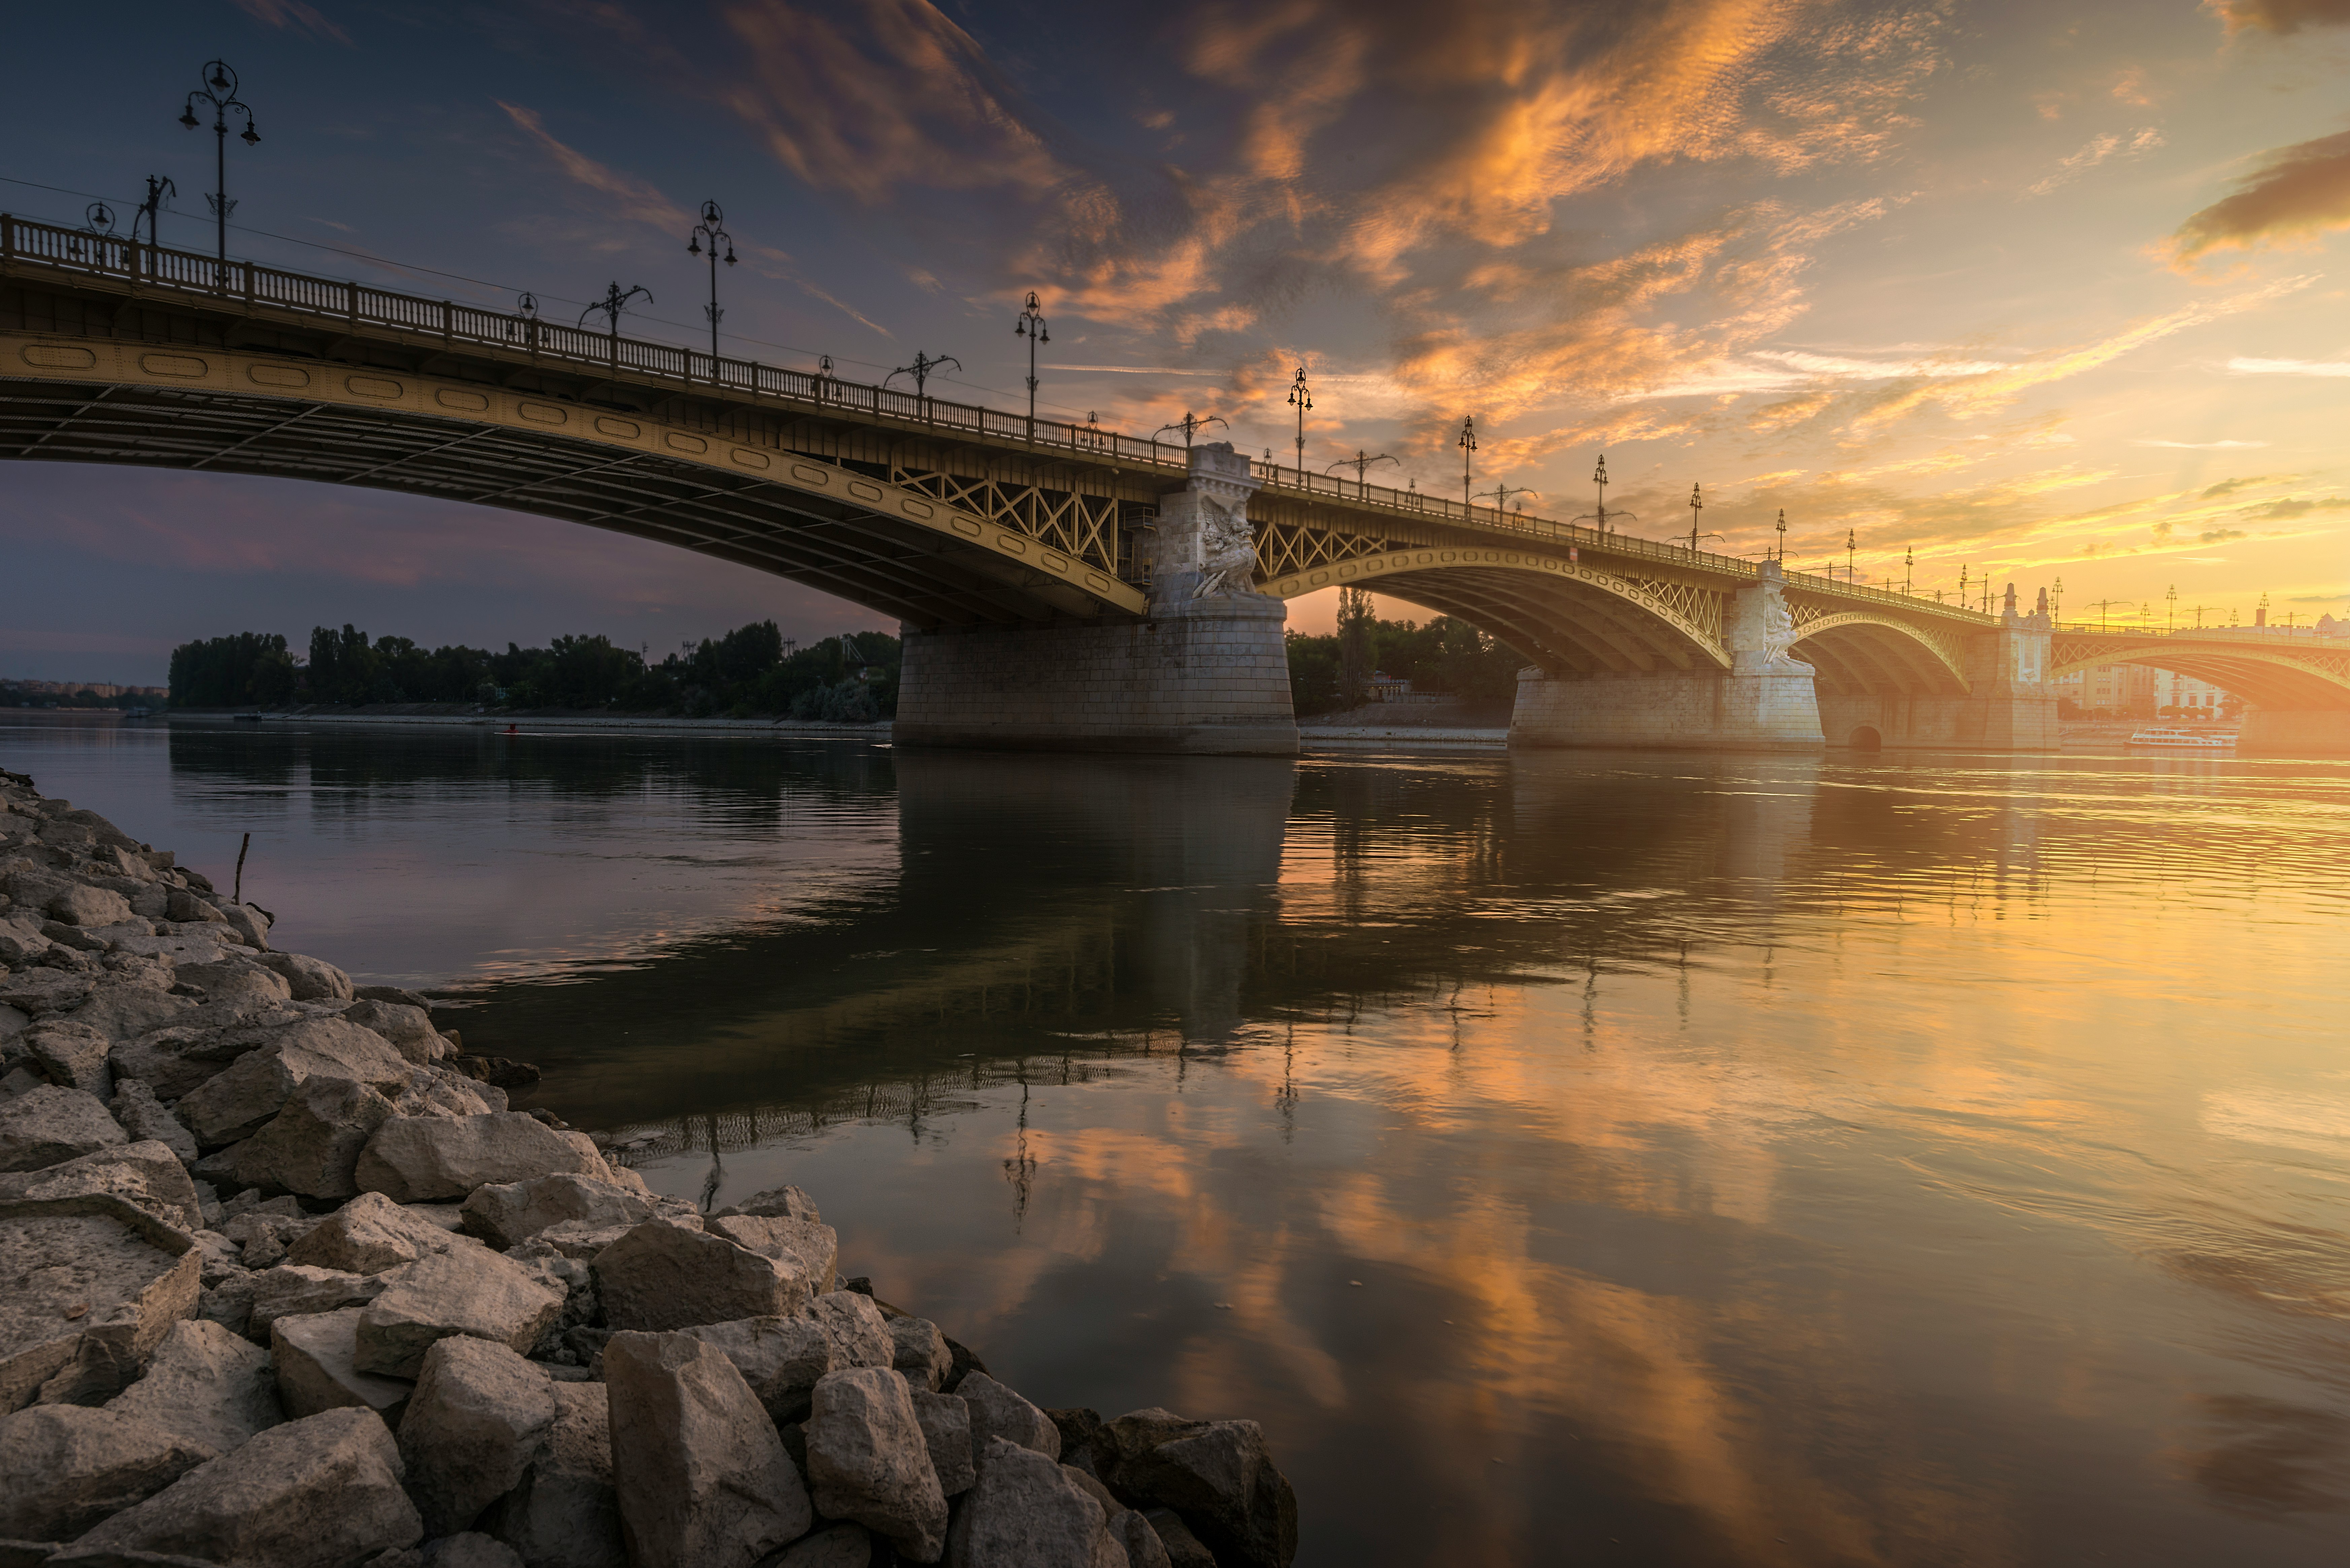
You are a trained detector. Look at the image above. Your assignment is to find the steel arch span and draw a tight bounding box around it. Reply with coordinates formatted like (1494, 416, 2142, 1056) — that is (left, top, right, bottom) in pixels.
(2048, 632, 2350, 711)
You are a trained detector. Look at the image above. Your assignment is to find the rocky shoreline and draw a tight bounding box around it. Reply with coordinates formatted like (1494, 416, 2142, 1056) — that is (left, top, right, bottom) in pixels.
(0, 768, 1297, 1568)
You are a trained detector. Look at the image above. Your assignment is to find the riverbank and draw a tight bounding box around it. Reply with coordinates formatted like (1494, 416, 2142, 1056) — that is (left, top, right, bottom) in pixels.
(169, 707, 894, 741)
(0, 768, 1293, 1567)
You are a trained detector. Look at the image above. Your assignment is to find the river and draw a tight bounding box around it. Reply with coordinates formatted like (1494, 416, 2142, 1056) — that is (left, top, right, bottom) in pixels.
(8, 712, 2349, 1567)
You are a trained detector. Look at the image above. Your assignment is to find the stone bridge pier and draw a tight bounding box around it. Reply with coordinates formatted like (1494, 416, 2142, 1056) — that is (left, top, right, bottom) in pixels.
(894, 444, 1299, 754)
(1509, 562, 1826, 752)
(1815, 595, 2057, 752)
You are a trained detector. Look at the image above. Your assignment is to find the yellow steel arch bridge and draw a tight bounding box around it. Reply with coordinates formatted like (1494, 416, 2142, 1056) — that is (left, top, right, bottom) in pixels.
(5, 213, 2346, 752)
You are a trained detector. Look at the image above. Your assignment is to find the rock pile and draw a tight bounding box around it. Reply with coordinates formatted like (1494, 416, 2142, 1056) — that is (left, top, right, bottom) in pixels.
(0, 770, 1298, 1567)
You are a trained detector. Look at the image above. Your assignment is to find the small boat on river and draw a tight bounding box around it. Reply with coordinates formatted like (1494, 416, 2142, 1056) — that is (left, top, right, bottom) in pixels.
(2126, 726, 2235, 750)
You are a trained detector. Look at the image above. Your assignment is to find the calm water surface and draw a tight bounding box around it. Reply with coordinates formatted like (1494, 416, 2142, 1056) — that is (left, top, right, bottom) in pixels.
(9, 713, 2350, 1568)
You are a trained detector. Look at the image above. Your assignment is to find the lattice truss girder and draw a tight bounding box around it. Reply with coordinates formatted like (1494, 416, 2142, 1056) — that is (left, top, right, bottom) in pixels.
(1786, 599, 1970, 696)
(2049, 638, 2350, 708)
(891, 465, 1125, 579)
(1261, 521, 1732, 664)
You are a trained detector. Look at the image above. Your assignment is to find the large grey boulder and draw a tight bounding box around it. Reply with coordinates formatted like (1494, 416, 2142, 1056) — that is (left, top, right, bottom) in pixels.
(0, 1083, 127, 1171)
(945, 1437, 1125, 1568)
(65, 1405, 422, 1567)
(0, 1140, 202, 1231)
(49, 883, 134, 928)
(398, 1337, 558, 1539)
(890, 1317, 952, 1393)
(484, 1380, 624, 1568)
(912, 1389, 976, 1497)
(355, 1249, 565, 1379)
(226, 1075, 398, 1199)
(65, 980, 197, 1046)
(805, 1367, 948, 1563)
(957, 1373, 1060, 1462)
(460, 1175, 650, 1252)
(247, 1263, 387, 1337)
(808, 1291, 895, 1373)
(1090, 1410, 1297, 1568)
(714, 1183, 819, 1223)
(217, 902, 271, 952)
(356, 1115, 609, 1204)
(0, 1194, 200, 1413)
(603, 1331, 811, 1567)
(0, 1403, 216, 1540)
(593, 1222, 809, 1333)
(255, 951, 354, 1003)
(103, 1319, 282, 1455)
(176, 1018, 411, 1148)
(271, 1308, 414, 1426)
(1117, 1511, 1179, 1568)
(108, 1079, 197, 1163)
(342, 999, 441, 1064)
(677, 1316, 832, 1425)
(171, 957, 293, 1007)
(26, 1019, 112, 1099)
(287, 1190, 473, 1275)
(704, 1214, 837, 1295)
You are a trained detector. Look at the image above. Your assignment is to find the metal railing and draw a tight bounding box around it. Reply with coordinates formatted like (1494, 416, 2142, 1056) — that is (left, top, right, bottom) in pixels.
(2051, 622, 2348, 641)
(1, 209, 1993, 621)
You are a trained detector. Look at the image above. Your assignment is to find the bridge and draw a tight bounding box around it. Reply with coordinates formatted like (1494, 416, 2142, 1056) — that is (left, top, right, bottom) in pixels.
(5, 212, 2346, 755)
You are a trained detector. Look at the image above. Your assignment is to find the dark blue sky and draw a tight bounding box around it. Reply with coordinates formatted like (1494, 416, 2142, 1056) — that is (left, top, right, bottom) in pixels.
(5, 0, 2345, 683)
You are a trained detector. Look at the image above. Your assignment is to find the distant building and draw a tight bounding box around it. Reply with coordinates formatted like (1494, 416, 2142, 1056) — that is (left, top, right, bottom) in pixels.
(2052, 662, 2158, 716)
(1367, 673, 1445, 705)
(2153, 669, 2231, 717)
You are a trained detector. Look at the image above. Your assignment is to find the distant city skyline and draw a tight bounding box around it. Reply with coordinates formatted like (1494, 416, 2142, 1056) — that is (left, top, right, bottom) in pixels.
(3, 0, 2347, 684)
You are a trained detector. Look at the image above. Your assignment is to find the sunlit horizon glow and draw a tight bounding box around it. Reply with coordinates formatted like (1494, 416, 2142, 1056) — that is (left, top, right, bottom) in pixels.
(3, 0, 2347, 677)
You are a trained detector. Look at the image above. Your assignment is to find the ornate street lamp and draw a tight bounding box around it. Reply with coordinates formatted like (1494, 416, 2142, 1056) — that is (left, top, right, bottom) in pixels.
(1775, 509, 1787, 562)
(1904, 546, 1914, 596)
(1287, 367, 1312, 482)
(1458, 417, 1476, 509)
(1845, 528, 1857, 586)
(685, 200, 736, 360)
(1014, 292, 1049, 433)
(1575, 454, 1634, 534)
(178, 59, 259, 272)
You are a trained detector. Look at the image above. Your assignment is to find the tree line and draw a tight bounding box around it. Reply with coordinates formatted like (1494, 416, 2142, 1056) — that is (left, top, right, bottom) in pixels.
(168, 622, 902, 720)
(1285, 594, 1526, 716)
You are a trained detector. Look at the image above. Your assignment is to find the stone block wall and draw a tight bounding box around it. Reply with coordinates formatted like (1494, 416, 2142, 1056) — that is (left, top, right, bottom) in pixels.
(1510, 667, 1824, 752)
(894, 596, 1298, 755)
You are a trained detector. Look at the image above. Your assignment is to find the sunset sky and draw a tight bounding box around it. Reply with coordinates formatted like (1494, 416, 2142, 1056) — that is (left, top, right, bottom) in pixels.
(4, 0, 2347, 682)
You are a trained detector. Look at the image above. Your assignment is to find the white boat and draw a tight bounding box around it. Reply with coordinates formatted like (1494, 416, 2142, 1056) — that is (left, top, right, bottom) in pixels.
(2126, 727, 2235, 750)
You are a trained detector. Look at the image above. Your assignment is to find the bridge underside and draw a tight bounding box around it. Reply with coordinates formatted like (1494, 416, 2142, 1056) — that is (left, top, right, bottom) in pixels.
(0, 376, 1131, 630)
(1361, 568, 1723, 676)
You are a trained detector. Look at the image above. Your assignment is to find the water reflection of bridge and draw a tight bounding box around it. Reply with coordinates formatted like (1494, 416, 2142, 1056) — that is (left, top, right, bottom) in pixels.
(449, 746, 2079, 1153)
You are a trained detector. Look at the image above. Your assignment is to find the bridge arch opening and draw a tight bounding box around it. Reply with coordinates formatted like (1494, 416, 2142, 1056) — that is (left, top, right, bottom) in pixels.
(1846, 725, 1883, 752)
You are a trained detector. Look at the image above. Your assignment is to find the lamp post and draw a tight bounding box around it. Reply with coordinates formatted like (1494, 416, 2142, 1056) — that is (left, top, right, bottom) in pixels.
(1575, 454, 1633, 534)
(1155, 412, 1227, 452)
(580, 282, 652, 386)
(1014, 292, 1049, 434)
(1477, 483, 1539, 516)
(685, 200, 736, 361)
(1457, 417, 1476, 510)
(1327, 451, 1398, 496)
(177, 59, 260, 273)
(1775, 509, 1786, 562)
(1287, 367, 1312, 483)
(1687, 483, 1703, 551)
(1845, 528, 1857, 586)
(130, 176, 175, 248)
(1904, 547, 1914, 596)
(2166, 583, 2177, 631)
(887, 351, 962, 402)
(2053, 576, 2063, 623)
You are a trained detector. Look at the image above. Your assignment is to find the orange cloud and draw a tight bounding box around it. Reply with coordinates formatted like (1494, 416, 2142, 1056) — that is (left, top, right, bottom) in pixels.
(2167, 130, 2350, 266)
(717, 0, 1069, 203)
(2202, 0, 2350, 31)
(229, 0, 350, 44)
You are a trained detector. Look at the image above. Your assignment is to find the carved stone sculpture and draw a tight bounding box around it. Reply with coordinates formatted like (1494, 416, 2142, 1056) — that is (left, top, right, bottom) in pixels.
(1193, 497, 1259, 600)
